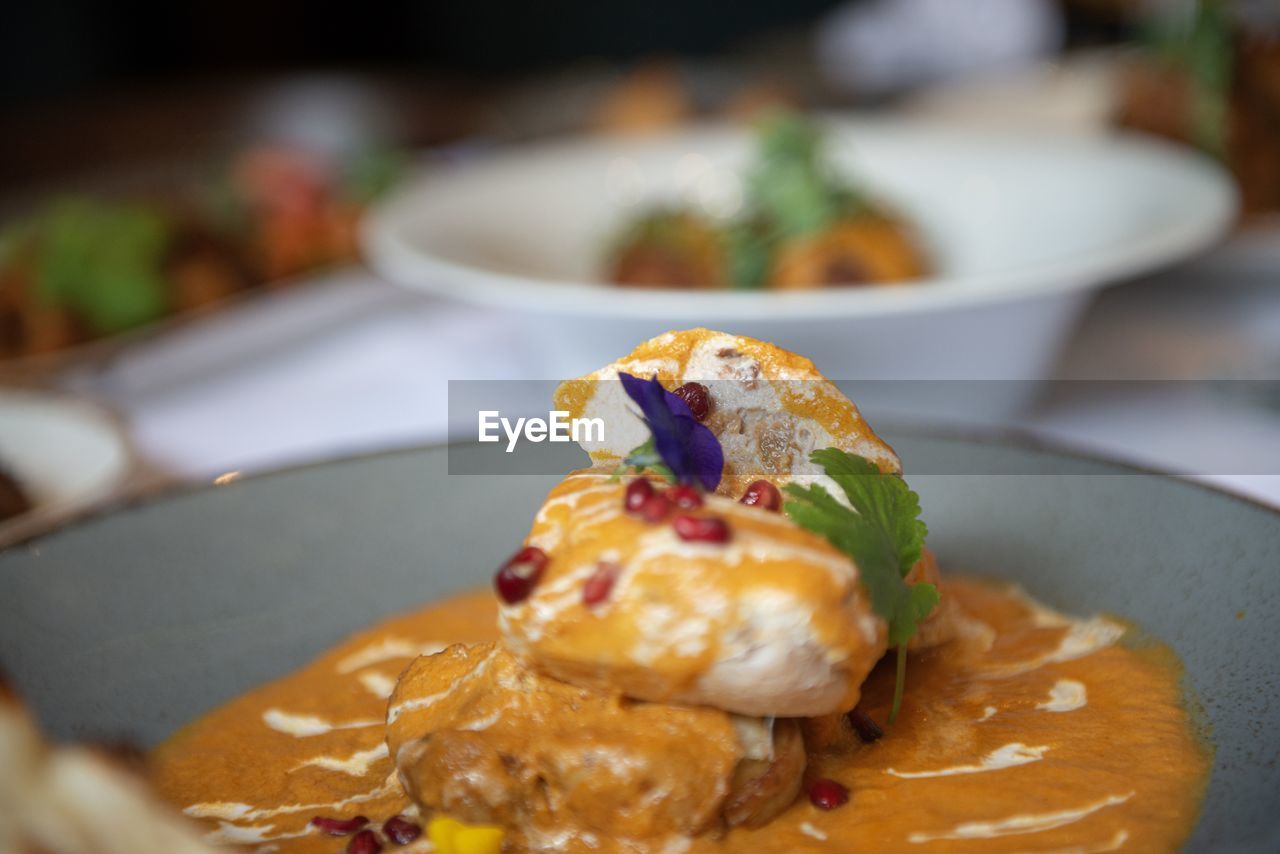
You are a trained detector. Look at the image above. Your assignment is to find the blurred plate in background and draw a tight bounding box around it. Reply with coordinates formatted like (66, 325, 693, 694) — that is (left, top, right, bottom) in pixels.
(0, 390, 132, 545)
(904, 52, 1280, 277)
(363, 116, 1235, 385)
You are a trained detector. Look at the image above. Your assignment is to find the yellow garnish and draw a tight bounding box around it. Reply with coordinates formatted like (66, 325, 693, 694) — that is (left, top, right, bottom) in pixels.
(428, 817, 463, 851)
(427, 815, 504, 854)
(455, 825, 505, 854)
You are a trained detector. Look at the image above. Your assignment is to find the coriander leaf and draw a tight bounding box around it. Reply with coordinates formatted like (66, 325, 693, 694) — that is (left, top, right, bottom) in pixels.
(808, 448, 927, 578)
(783, 448, 939, 724)
(783, 483, 902, 625)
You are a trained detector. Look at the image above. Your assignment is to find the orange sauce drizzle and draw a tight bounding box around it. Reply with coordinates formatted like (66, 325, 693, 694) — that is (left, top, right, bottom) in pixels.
(151, 579, 1208, 852)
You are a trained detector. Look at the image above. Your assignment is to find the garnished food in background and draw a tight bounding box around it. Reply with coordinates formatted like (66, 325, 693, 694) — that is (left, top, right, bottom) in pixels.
(147, 329, 1208, 852)
(0, 200, 209, 358)
(0, 146, 404, 361)
(608, 210, 728, 288)
(214, 145, 405, 283)
(1117, 0, 1280, 215)
(0, 467, 31, 523)
(606, 113, 927, 290)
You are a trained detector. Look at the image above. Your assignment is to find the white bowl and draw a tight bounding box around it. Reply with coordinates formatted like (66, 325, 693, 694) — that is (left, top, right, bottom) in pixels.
(0, 390, 132, 545)
(362, 117, 1236, 383)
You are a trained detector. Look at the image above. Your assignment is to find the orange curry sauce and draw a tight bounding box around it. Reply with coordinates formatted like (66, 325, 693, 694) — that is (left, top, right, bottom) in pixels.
(151, 579, 1208, 853)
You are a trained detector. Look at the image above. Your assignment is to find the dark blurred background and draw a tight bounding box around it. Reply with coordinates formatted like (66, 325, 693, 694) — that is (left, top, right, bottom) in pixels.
(0, 0, 1142, 188)
(2, 0, 847, 101)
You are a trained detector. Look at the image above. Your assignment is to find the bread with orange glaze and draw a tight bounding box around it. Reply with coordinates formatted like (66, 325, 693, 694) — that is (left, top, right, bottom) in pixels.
(553, 328, 901, 499)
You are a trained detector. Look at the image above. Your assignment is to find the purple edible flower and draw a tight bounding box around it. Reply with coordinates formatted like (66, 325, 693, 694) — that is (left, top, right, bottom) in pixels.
(618, 373, 723, 492)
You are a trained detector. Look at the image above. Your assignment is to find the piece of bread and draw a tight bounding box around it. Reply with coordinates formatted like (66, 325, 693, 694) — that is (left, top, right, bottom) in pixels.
(553, 328, 901, 499)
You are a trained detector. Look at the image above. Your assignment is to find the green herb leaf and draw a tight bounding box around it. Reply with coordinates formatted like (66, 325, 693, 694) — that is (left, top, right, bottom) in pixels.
(783, 448, 938, 723)
(341, 147, 406, 204)
(745, 111, 868, 240)
(610, 436, 675, 483)
(904, 582, 941, 638)
(807, 448, 927, 580)
(722, 218, 774, 291)
(28, 198, 172, 334)
(1142, 0, 1233, 156)
(747, 111, 837, 239)
(782, 482, 901, 621)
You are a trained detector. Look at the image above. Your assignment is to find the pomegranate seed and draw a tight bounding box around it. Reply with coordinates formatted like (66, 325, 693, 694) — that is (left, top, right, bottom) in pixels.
(624, 478, 655, 513)
(382, 815, 421, 844)
(846, 707, 883, 743)
(638, 492, 672, 523)
(583, 562, 619, 606)
(494, 546, 549, 604)
(347, 829, 382, 854)
(808, 778, 850, 810)
(666, 484, 704, 510)
(310, 815, 369, 836)
(672, 382, 712, 421)
(740, 480, 782, 511)
(673, 514, 730, 543)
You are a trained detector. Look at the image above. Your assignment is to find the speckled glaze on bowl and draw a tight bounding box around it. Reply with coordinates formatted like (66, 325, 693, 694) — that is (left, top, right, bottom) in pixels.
(1, 433, 1276, 851)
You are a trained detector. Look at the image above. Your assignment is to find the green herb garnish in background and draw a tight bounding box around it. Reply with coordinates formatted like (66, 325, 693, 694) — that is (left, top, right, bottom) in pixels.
(783, 448, 939, 725)
(747, 112, 869, 236)
(605, 111, 883, 290)
(723, 110, 870, 289)
(341, 146, 407, 205)
(1143, 0, 1234, 157)
(607, 209, 710, 259)
(23, 198, 172, 334)
(722, 218, 772, 291)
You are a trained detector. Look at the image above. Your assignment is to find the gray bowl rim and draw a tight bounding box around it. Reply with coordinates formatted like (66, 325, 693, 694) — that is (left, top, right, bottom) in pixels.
(3, 425, 1275, 556)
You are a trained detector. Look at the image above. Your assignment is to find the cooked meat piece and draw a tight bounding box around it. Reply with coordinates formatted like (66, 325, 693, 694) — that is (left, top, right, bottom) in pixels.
(607, 212, 726, 289)
(387, 643, 806, 851)
(14, 288, 82, 357)
(768, 216, 926, 289)
(166, 228, 250, 313)
(721, 716, 805, 828)
(503, 475, 887, 717)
